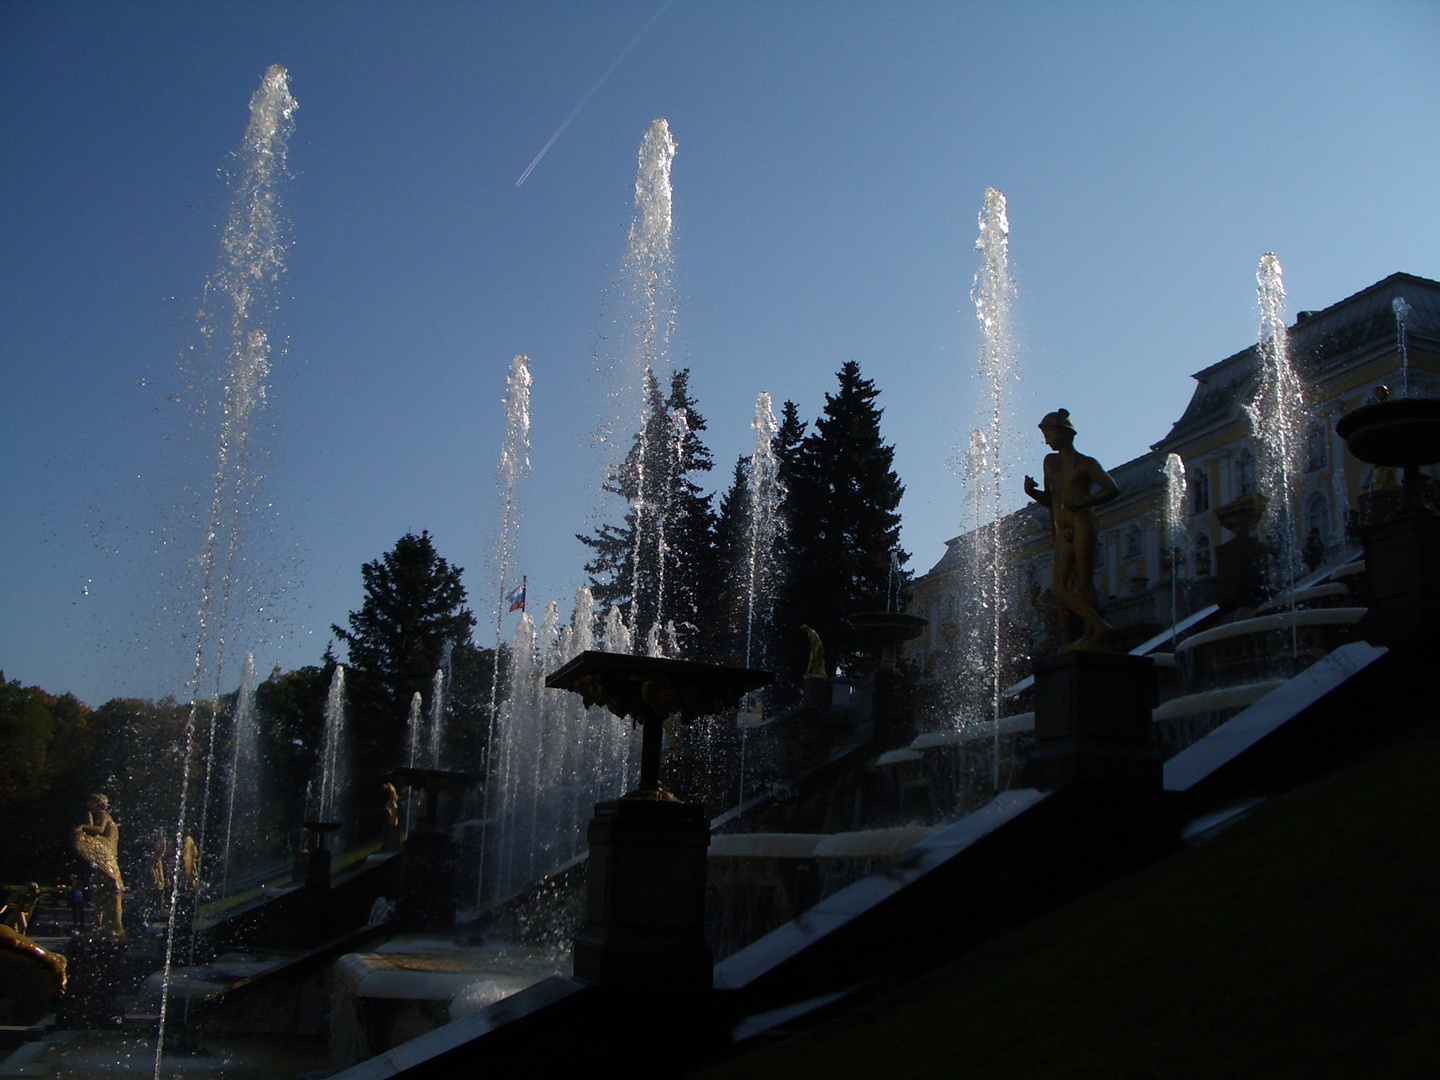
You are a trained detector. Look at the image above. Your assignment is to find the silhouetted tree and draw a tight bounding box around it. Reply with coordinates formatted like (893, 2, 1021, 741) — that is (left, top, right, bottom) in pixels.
(332, 530, 476, 710)
(578, 368, 717, 654)
(778, 362, 908, 682)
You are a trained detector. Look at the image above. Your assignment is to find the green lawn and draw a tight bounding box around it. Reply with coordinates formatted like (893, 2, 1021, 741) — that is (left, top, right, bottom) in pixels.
(699, 730, 1440, 1079)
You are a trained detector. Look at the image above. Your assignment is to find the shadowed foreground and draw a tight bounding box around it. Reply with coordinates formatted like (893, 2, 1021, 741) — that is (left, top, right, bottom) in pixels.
(696, 729, 1440, 1079)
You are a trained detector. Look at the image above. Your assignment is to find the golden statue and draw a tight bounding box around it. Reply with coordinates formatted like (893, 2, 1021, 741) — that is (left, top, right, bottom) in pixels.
(0, 925, 67, 1001)
(72, 793, 124, 939)
(1024, 409, 1119, 649)
(182, 835, 199, 893)
(800, 624, 826, 679)
(381, 782, 400, 829)
(0, 883, 41, 935)
(149, 829, 169, 893)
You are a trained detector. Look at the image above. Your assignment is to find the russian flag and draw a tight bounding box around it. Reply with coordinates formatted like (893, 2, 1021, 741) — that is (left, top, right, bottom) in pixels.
(506, 579, 526, 613)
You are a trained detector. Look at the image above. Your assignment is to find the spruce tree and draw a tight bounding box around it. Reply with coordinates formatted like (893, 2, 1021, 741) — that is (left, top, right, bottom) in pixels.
(332, 530, 476, 710)
(710, 455, 751, 663)
(778, 363, 908, 682)
(578, 368, 717, 654)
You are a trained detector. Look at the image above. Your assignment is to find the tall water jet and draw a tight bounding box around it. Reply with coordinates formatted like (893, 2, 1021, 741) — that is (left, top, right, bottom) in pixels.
(157, 64, 297, 1075)
(603, 120, 677, 647)
(969, 187, 1018, 791)
(1393, 296, 1413, 397)
(1247, 254, 1306, 652)
(318, 665, 348, 823)
(743, 393, 786, 669)
(1162, 454, 1188, 641)
(219, 651, 258, 896)
(478, 354, 531, 906)
(405, 691, 422, 831)
(426, 666, 446, 768)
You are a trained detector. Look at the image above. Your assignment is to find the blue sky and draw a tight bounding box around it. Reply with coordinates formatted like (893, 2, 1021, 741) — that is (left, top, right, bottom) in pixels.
(3, 1, 1438, 706)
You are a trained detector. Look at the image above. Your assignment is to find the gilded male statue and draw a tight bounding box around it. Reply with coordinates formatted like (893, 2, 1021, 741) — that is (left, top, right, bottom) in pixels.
(1024, 409, 1119, 649)
(73, 794, 124, 938)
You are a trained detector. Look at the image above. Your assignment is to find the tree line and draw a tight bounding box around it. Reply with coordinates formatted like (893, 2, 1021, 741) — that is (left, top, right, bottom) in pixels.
(0, 360, 907, 881)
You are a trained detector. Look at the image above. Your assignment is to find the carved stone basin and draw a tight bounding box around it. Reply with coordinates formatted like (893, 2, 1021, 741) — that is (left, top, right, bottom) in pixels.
(545, 651, 773, 798)
(385, 768, 479, 832)
(847, 611, 928, 671)
(1215, 491, 1268, 536)
(1336, 397, 1440, 468)
(1337, 397, 1440, 510)
(847, 611, 928, 646)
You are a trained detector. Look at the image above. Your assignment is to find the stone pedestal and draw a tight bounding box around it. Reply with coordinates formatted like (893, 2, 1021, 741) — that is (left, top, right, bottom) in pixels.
(871, 669, 916, 750)
(56, 936, 127, 1029)
(305, 847, 332, 891)
(400, 832, 456, 931)
(802, 676, 830, 710)
(1359, 508, 1440, 650)
(1022, 651, 1160, 799)
(1215, 533, 1270, 609)
(573, 798, 712, 990)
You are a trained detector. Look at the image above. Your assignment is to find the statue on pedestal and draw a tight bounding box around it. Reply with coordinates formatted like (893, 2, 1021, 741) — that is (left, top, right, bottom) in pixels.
(800, 624, 826, 678)
(72, 794, 124, 939)
(1024, 409, 1119, 649)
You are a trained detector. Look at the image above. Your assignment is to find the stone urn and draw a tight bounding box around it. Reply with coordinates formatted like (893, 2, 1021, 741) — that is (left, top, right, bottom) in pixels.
(1336, 395, 1440, 648)
(546, 651, 773, 991)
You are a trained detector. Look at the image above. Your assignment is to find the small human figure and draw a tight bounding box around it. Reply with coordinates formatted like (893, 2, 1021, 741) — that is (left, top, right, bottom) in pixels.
(72, 793, 124, 938)
(1302, 527, 1326, 571)
(800, 624, 826, 679)
(1024, 409, 1120, 649)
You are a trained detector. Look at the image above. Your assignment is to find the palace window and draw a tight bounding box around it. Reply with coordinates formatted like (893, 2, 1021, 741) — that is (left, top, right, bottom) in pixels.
(1124, 525, 1143, 559)
(1190, 466, 1210, 513)
(1306, 492, 1331, 544)
(1193, 532, 1213, 576)
(1305, 421, 1328, 472)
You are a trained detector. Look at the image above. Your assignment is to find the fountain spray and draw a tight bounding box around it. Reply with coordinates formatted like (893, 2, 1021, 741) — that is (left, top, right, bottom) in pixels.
(318, 666, 347, 822)
(156, 65, 296, 1077)
(738, 392, 786, 804)
(1393, 296, 1412, 397)
(971, 188, 1017, 792)
(426, 666, 446, 768)
(621, 121, 677, 646)
(1163, 454, 1188, 643)
(405, 691, 422, 831)
(1248, 254, 1305, 657)
(219, 651, 257, 898)
(478, 354, 531, 908)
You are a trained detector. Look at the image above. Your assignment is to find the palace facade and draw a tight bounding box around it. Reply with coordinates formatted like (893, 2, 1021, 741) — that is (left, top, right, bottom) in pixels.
(906, 271, 1440, 674)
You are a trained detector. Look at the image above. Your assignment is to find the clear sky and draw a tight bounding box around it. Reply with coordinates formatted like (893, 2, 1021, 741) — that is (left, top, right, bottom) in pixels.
(3, 1, 1438, 707)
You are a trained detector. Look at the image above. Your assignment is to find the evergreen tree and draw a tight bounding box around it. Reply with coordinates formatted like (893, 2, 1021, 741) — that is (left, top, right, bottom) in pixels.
(332, 530, 476, 710)
(778, 362, 908, 681)
(578, 368, 717, 654)
(710, 455, 751, 663)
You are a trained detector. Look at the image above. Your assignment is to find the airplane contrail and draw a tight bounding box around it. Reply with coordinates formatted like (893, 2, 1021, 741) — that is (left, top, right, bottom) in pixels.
(515, 0, 674, 187)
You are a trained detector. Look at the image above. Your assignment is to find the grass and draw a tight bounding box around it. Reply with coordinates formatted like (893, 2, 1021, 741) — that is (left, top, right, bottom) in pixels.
(697, 730, 1440, 1079)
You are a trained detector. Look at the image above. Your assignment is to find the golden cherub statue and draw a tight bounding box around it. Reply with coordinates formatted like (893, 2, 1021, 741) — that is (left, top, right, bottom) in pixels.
(1024, 409, 1119, 649)
(73, 793, 125, 939)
